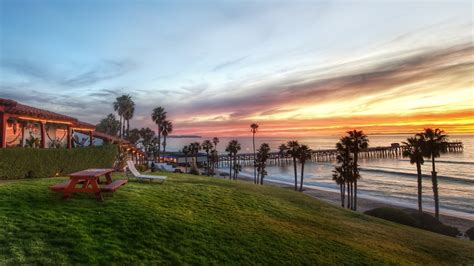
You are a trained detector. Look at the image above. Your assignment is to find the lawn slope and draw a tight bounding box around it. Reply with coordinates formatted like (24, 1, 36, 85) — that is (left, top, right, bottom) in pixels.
(0, 173, 473, 264)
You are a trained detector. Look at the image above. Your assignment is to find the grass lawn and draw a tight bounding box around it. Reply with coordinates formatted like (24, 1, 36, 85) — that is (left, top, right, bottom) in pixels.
(0, 172, 473, 264)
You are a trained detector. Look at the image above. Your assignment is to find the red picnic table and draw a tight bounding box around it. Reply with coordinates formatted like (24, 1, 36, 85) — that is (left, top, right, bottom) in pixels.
(49, 168, 127, 201)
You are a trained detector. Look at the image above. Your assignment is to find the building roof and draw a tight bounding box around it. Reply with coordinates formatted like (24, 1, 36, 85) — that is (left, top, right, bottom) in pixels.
(93, 131, 130, 144)
(0, 98, 95, 130)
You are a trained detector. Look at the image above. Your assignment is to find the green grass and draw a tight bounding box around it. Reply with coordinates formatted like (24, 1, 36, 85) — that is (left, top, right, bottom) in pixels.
(0, 173, 473, 264)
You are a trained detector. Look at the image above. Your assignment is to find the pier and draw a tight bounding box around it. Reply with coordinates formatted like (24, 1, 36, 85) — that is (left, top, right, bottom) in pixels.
(216, 142, 463, 168)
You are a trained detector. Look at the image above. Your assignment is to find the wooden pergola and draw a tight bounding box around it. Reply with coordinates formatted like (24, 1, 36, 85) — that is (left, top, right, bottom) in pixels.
(0, 98, 95, 149)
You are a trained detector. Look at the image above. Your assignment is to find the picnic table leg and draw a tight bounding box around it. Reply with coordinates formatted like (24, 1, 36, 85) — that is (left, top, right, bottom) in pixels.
(89, 180, 103, 201)
(105, 173, 113, 185)
(63, 179, 80, 199)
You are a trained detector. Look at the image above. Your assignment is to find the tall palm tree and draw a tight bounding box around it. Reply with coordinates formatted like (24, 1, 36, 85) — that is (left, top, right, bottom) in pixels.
(402, 135, 425, 213)
(122, 96, 135, 137)
(297, 145, 312, 192)
(202, 140, 214, 175)
(182, 145, 190, 173)
(347, 130, 369, 211)
(160, 120, 173, 153)
(419, 128, 448, 220)
(250, 123, 259, 184)
(212, 137, 219, 151)
(209, 149, 219, 175)
(225, 140, 241, 180)
(332, 166, 346, 207)
(334, 136, 353, 209)
(286, 140, 300, 190)
(256, 143, 270, 184)
(113, 95, 129, 138)
(151, 107, 167, 160)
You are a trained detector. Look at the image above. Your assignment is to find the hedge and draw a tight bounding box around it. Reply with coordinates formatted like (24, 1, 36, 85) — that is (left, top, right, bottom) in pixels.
(0, 145, 118, 179)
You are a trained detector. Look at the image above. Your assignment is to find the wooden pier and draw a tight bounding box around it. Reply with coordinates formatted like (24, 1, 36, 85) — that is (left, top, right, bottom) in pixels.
(215, 142, 463, 168)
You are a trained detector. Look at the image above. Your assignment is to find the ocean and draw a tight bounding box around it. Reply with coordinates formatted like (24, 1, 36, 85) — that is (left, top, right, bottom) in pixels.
(165, 134, 474, 219)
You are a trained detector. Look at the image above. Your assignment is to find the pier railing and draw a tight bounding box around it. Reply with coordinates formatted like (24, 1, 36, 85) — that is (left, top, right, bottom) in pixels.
(215, 142, 463, 168)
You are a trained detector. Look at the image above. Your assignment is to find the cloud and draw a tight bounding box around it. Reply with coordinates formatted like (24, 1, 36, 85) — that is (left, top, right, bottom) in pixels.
(61, 60, 135, 87)
(168, 42, 473, 122)
(1, 58, 135, 88)
(212, 55, 248, 71)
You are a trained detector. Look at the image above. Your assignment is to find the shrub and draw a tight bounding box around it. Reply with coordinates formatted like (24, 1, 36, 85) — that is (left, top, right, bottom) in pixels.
(365, 207, 461, 237)
(0, 145, 118, 179)
(466, 227, 474, 240)
(364, 207, 418, 227)
(409, 211, 461, 237)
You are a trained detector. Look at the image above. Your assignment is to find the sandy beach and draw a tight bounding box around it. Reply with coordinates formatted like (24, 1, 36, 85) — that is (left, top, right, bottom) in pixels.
(214, 170, 474, 232)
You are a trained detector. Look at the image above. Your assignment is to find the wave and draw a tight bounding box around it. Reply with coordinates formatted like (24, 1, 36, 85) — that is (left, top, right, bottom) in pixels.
(399, 159, 474, 165)
(359, 167, 474, 184)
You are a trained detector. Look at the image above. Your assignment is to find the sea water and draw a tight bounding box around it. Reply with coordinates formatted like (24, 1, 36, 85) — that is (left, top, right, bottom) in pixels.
(166, 134, 474, 219)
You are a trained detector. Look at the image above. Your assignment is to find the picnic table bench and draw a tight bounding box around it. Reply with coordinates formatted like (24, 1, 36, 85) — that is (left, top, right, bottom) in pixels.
(49, 168, 127, 201)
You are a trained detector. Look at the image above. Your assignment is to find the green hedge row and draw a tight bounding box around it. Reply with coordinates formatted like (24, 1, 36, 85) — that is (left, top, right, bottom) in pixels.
(0, 145, 118, 179)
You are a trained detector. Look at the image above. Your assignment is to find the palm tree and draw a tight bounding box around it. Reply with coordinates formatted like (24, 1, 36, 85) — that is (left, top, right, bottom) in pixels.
(122, 96, 135, 137)
(96, 114, 120, 136)
(402, 135, 425, 213)
(189, 142, 201, 175)
(209, 149, 219, 175)
(212, 137, 219, 151)
(160, 120, 173, 153)
(250, 123, 259, 184)
(286, 140, 300, 190)
(225, 140, 241, 180)
(278, 143, 288, 165)
(347, 130, 369, 211)
(151, 107, 167, 160)
(419, 128, 448, 220)
(202, 140, 214, 175)
(256, 143, 270, 184)
(332, 166, 345, 207)
(182, 145, 190, 173)
(334, 136, 353, 209)
(113, 95, 129, 138)
(297, 145, 312, 192)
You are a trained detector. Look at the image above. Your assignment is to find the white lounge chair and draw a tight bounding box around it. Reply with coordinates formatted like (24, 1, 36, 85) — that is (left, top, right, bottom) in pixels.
(125, 161, 167, 183)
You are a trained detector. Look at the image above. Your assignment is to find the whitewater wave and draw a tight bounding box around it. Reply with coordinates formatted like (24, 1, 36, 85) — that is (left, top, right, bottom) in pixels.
(359, 167, 474, 184)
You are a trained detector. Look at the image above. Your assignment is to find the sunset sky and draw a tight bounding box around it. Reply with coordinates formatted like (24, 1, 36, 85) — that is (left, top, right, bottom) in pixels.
(1, 0, 473, 136)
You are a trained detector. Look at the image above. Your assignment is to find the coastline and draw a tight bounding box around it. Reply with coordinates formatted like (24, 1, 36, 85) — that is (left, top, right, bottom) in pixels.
(213, 169, 474, 231)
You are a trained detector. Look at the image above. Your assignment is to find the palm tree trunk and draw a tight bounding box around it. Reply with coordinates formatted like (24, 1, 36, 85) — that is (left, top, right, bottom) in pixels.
(119, 116, 122, 137)
(229, 155, 232, 180)
(299, 162, 304, 192)
(163, 136, 167, 152)
(293, 157, 298, 190)
(431, 156, 439, 220)
(346, 181, 351, 209)
(341, 183, 345, 207)
(253, 133, 256, 184)
(233, 155, 237, 180)
(354, 152, 358, 211)
(185, 156, 188, 173)
(354, 179, 357, 211)
(206, 152, 209, 175)
(416, 162, 423, 213)
(157, 129, 161, 161)
(126, 119, 130, 137)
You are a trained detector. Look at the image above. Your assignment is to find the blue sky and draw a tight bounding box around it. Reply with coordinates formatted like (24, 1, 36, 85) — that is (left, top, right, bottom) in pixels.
(1, 0, 473, 136)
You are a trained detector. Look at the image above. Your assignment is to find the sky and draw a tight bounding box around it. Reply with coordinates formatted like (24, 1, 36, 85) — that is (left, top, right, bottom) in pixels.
(1, 0, 473, 137)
